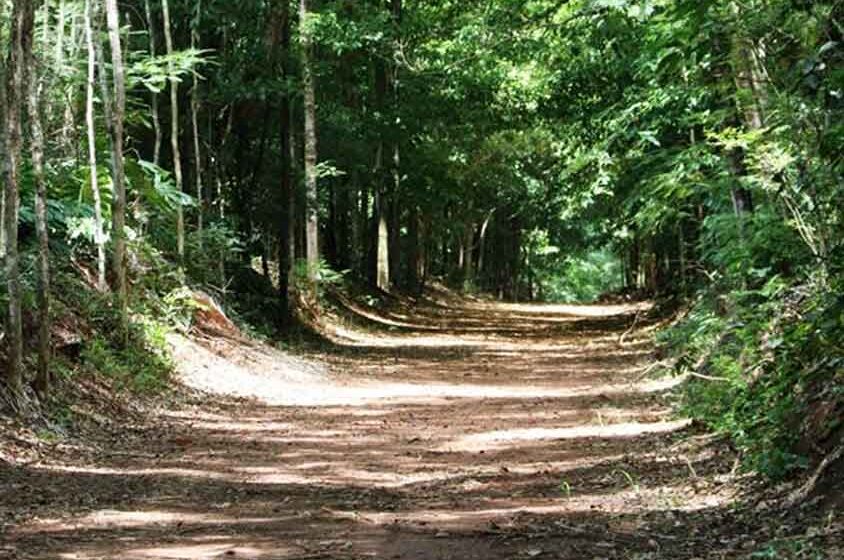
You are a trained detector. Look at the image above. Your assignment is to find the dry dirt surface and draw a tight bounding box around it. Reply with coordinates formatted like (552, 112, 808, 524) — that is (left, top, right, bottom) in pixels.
(1, 296, 839, 559)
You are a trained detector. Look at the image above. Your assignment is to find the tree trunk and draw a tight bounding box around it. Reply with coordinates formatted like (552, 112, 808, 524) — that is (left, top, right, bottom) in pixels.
(477, 209, 495, 277)
(407, 204, 420, 293)
(0, 0, 7, 264)
(387, 0, 402, 287)
(191, 0, 203, 242)
(161, 0, 184, 263)
(104, 0, 128, 338)
(144, 0, 161, 166)
(26, 0, 52, 395)
(299, 0, 319, 284)
(463, 221, 475, 287)
(61, 3, 81, 159)
(276, 0, 293, 322)
(84, 0, 106, 291)
(3, 0, 34, 396)
(372, 57, 389, 289)
(376, 191, 390, 290)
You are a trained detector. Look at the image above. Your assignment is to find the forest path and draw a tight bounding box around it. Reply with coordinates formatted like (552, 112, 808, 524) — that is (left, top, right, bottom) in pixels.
(3, 296, 751, 559)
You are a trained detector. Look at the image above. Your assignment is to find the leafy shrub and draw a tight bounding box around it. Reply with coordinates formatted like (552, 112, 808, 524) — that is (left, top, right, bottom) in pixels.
(292, 258, 347, 298)
(664, 273, 844, 479)
(533, 248, 623, 303)
(81, 334, 172, 394)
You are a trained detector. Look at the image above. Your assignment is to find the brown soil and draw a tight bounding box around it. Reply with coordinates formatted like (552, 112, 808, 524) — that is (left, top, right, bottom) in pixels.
(1, 296, 841, 559)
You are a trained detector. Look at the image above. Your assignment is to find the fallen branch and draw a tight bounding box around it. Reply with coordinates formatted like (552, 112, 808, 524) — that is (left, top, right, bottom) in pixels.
(636, 358, 678, 380)
(688, 371, 730, 382)
(785, 441, 844, 508)
(618, 307, 643, 346)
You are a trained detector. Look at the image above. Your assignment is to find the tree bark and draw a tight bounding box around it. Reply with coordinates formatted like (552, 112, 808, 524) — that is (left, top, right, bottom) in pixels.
(0, 0, 7, 264)
(26, 0, 52, 395)
(463, 221, 475, 287)
(477, 208, 495, 276)
(144, 0, 161, 166)
(376, 191, 390, 290)
(372, 60, 389, 290)
(191, 0, 203, 241)
(3, 0, 34, 396)
(60, 1, 80, 158)
(104, 0, 128, 338)
(299, 0, 319, 284)
(84, 0, 107, 291)
(161, 0, 185, 263)
(387, 0, 402, 287)
(273, 0, 293, 321)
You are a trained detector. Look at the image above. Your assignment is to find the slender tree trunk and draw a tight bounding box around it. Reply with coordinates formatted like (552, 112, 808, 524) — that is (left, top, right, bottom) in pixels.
(477, 208, 495, 276)
(388, 0, 402, 287)
(52, 0, 70, 154)
(144, 0, 161, 166)
(299, 0, 319, 283)
(3, 0, 34, 397)
(372, 56, 389, 289)
(103, 0, 128, 337)
(355, 184, 368, 278)
(27, 0, 52, 395)
(376, 191, 390, 290)
(463, 221, 475, 287)
(191, 0, 203, 241)
(61, 5, 80, 157)
(0, 0, 7, 264)
(285, 104, 296, 296)
(161, 0, 184, 263)
(84, 0, 106, 291)
(275, 0, 293, 321)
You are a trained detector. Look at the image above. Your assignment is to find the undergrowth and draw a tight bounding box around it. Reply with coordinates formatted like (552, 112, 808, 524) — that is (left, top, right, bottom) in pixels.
(661, 271, 844, 480)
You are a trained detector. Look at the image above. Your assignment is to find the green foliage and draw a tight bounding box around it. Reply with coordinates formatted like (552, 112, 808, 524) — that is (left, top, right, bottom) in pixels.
(23, 260, 178, 396)
(183, 222, 244, 288)
(292, 258, 347, 296)
(80, 334, 171, 393)
(752, 538, 828, 560)
(128, 48, 210, 93)
(533, 248, 624, 303)
(664, 274, 844, 479)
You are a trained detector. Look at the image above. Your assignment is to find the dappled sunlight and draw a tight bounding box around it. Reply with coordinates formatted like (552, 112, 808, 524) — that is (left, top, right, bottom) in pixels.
(6, 298, 741, 560)
(474, 301, 652, 318)
(19, 510, 283, 534)
(441, 420, 692, 452)
(169, 336, 684, 403)
(116, 542, 284, 560)
(330, 480, 734, 530)
(34, 464, 232, 481)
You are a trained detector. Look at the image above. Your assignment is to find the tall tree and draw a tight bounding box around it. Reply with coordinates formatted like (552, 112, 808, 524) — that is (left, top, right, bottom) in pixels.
(373, 59, 389, 290)
(190, 0, 203, 241)
(274, 0, 294, 320)
(27, 0, 51, 395)
(0, 0, 8, 263)
(161, 0, 185, 263)
(84, 0, 107, 290)
(299, 0, 318, 283)
(2, 0, 35, 396)
(144, 0, 161, 166)
(104, 0, 128, 337)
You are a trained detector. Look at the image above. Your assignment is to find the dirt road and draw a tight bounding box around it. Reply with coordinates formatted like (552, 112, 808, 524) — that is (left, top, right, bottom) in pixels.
(2, 297, 770, 559)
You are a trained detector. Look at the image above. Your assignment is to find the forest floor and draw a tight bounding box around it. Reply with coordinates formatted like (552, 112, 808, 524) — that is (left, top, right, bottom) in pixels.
(1, 290, 842, 559)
